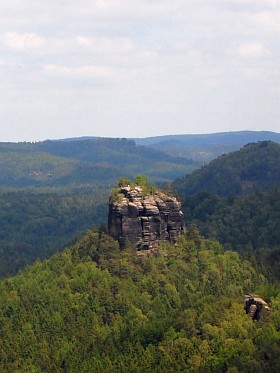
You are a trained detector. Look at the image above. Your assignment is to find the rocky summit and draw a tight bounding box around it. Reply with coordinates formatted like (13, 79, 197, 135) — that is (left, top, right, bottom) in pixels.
(108, 185, 184, 249)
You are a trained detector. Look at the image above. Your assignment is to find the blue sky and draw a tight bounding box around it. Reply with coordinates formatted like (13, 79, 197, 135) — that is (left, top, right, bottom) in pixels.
(0, 0, 279, 141)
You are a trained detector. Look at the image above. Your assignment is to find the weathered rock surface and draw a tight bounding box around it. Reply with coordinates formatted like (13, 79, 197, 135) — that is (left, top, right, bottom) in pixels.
(108, 186, 184, 249)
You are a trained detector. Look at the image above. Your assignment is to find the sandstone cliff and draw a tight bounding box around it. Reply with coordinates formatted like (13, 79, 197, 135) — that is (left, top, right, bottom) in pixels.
(108, 185, 184, 249)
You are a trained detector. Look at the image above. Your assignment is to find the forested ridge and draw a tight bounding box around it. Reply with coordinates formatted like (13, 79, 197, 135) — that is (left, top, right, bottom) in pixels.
(0, 138, 197, 188)
(133, 131, 280, 162)
(1, 228, 280, 372)
(173, 141, 280, 280)
(173, 141, 280, 197)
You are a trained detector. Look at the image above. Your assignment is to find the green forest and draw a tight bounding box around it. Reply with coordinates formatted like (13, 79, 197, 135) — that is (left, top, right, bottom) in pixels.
(0, 191, 108, 278)
(174, 141, 280, 281)
(0, 138, 197, 188)
(0, 137, 198, 278)
(1, 228, 280, 372)
(173, 141, 280, 196)
(0, 138, 280, 371)
(180, 189, 280, 280)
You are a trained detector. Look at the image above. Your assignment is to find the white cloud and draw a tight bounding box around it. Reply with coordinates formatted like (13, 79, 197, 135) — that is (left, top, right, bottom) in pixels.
(43, 64, 116, 79)
(93, 0, 179, 19)
(76, 36, 91, 47)
(2, 32, 45, 50)
(266, 0, 280, 8)
(252, 10, 280, 31)
(237, 42, 270, 57)
(0, 1, 280, 140)
(75, 36, 135, 54)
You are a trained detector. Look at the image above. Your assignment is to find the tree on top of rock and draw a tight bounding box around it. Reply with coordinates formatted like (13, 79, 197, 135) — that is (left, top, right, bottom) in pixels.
(117, 177, 132, 187)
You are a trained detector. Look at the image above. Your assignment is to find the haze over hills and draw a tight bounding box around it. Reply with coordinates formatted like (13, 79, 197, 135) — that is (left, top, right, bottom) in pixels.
(133, 130, 280, 146)
(133, 131, 280, 163)
(47, 130, 280, 164)
(0, 138, 197, 189)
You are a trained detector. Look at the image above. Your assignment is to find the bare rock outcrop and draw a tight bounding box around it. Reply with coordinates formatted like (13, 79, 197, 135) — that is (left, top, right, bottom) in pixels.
(108, 186, 184, 249)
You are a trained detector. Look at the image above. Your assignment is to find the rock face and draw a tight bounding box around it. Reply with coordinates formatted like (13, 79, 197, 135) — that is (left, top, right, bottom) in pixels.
(108, 186, 184, 249)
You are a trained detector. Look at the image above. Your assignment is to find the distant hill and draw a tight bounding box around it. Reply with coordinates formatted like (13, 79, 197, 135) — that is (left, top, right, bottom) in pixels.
(133, 131, 280, 163)
(1, 136, 279, 279)
(173, 141, 280, 197)
(0, 138, 198, 189)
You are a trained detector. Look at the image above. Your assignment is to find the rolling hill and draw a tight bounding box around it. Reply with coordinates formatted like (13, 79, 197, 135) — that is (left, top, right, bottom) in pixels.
(173, 141, 280, 197)
(173, 141, 280, 279)
(133, 131, 280, 163)
(0, 138, 198, 189)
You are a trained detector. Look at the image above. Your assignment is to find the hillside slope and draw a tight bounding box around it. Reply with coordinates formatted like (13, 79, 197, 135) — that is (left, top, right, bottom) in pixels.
(173, 141, 280, 197)
(0, 229, 279, 372)
(173, 142, 280, 279)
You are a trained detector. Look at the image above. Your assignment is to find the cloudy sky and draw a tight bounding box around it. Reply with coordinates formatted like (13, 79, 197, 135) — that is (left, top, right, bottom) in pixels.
(0, 0, 279, 141)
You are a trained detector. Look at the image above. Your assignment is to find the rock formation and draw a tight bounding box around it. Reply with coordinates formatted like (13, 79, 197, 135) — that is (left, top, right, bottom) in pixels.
(244, 294, 270, 320)
(108, 185, 184, 249)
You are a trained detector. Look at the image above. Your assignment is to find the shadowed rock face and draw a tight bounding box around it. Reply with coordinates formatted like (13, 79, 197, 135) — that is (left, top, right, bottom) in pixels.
(108, 186, 184, 249)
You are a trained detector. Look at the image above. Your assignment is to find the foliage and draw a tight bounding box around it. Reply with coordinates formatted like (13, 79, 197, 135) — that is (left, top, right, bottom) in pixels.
(1, 229, 279, 372)
(134, 175, 149, 187)
(117, 177, 132, 187)
(111, 175, 160, 201)
(173, 141, 280, 197)
(0, 136, 198, 278)
(0, 138, 197, 188)
(182, 189, 280, 251)
(173, 142, 280, 281)
(0, 191, 108, 278)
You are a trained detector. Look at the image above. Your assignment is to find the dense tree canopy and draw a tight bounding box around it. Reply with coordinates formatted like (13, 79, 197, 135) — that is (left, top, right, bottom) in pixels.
(0, 136, 198, 278)
(0, 137, 198, 278)
(0, 191, 108, 278)
(0, 139, 279, 371)
(173, 142, 280, 281)
(182, 189, 280, 250)
(173, 141, 280, 197)
(0, 138, 197, 188)
(0, 229, 279, 372)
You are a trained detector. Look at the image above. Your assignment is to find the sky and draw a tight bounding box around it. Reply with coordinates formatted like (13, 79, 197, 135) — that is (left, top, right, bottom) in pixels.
(0, 0, 279, 142)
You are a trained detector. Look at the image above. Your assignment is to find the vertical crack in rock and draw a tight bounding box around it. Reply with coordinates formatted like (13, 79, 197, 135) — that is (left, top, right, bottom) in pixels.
(108, 186, 184, 249)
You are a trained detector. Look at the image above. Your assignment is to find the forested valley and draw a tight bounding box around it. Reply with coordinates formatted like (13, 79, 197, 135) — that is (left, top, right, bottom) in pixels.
(0, 137, 197, 278)
(0, 192, 108, 278)
(0, 137, 280, 371)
